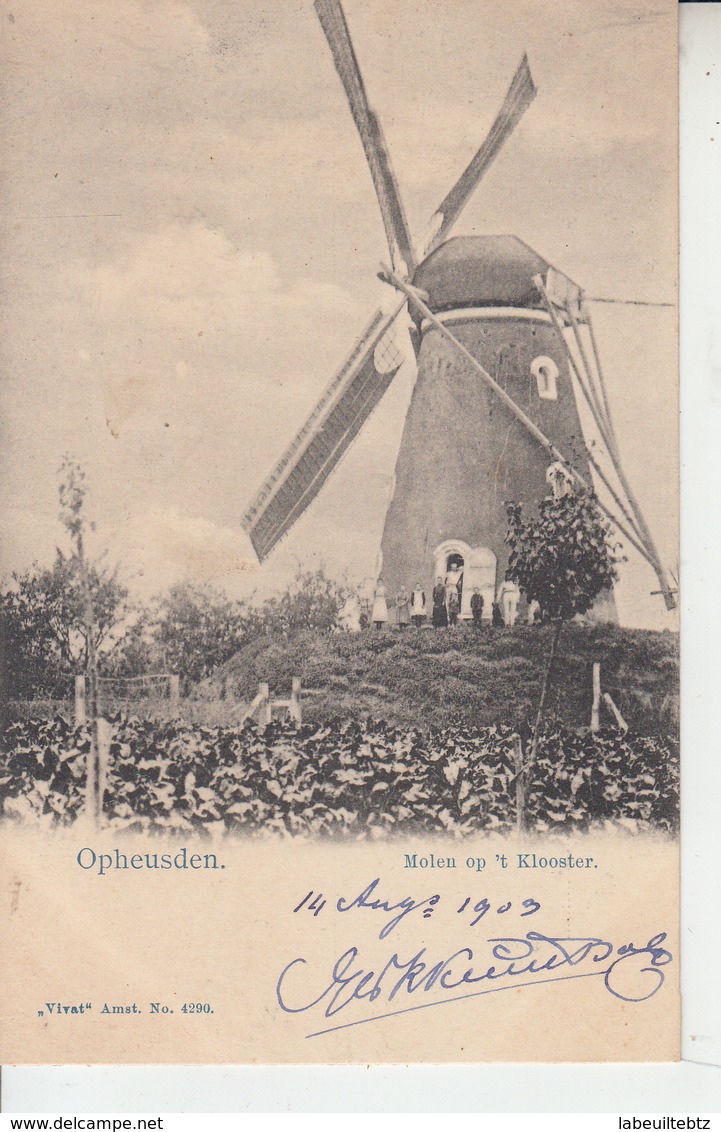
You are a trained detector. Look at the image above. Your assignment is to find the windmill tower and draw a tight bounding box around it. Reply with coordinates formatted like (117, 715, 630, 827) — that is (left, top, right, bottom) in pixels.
(379, 235, 597, 618)
(242, 0, 675, 619)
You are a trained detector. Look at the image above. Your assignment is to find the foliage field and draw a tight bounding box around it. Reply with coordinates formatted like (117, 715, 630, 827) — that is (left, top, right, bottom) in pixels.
(1, 714, 678, 839)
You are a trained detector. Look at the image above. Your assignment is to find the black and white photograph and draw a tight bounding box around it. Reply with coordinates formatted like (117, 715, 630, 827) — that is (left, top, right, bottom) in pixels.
(0, 0, 681, 1067)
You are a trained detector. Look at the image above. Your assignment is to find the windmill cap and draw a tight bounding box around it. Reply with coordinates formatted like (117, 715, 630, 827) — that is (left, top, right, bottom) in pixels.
(411, 234, 575, 317)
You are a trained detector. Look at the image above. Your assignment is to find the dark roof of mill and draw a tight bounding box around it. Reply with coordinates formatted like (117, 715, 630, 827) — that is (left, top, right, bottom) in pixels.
(412, 234, 560, 315)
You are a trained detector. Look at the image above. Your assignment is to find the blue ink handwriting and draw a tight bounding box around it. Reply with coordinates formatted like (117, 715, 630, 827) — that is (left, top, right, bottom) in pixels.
(336, 877, 441, 939)
(276, 930, 672, 1038)
(293, 890, 327, 917)
(456, 896, 541, 925)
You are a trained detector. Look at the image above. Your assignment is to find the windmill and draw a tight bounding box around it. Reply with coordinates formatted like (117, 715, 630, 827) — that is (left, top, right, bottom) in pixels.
(242, 0, 676, 620)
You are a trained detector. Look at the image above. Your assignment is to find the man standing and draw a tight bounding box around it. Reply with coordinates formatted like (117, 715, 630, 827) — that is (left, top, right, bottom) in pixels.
(498, 579, 521, 626)
(470, 586, 484, 629)
(445, 563, 463, 616)
(448, 588, 460, 627)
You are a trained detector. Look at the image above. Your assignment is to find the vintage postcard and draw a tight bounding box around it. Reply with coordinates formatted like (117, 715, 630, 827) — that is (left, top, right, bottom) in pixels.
(0, 0, 679, 1064)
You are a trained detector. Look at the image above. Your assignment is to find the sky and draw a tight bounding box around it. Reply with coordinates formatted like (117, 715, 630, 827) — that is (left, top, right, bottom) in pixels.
(0, 0, 678, 629)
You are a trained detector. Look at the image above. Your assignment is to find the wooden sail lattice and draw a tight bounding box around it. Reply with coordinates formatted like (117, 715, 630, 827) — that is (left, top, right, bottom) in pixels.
(242, 302, 408, 560)
(533, 275, 675, 609)
(425, 54, 537, 255)
(314, 0, 416, 276)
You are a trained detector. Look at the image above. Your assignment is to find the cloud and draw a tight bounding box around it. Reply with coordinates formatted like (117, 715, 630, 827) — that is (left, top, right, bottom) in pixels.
(61, 221, 359, 455)
(80, 221, 353, 339)
(108, 506, 258, 596)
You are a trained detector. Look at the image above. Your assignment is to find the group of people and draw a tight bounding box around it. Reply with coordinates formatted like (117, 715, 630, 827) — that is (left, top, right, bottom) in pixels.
(337, 568, 540, 632)
(371, 580, 430, 630)
(427, 571, 524, 629)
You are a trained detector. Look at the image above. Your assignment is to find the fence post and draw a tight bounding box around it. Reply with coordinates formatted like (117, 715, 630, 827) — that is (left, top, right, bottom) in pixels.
(513, 734, 526, 836)
(97, 717, 112, 823)
(290, 677, 302, 724)
(591, 662, 601, 732)
(603, 692, 628, 732)
(169, 675, 180, 705)
(259, 682, 272, 727)
(75, 675, 87, 725)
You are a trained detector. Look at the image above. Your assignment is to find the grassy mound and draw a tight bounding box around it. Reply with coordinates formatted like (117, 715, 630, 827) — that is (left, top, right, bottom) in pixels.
(202, 623, 678, 734)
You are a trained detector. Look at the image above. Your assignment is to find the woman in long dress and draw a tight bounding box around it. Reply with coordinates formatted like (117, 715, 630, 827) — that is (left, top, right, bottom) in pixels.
(371, 579, 388, 630)
(432, 577, 448, 628)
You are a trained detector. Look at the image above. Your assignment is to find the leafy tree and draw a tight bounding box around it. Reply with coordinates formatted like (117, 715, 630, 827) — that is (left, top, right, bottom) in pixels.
(506, 491, 620, 623)
(151, 570, 345, 692)
(1, 460, 130, 700)
(153, 582, 262, 691)
(103, 608, 162, 680)
(1, 554, 130, 698)
(1, 567, 66, 699)
(56, 455, 123, 823)
(505, 489, 622, 790)
(259, 568, 345, 638)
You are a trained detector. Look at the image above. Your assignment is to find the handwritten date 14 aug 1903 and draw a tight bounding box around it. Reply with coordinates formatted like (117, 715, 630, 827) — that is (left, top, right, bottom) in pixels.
(293, 876, 539, 937)
(281, 877, 673, 1038)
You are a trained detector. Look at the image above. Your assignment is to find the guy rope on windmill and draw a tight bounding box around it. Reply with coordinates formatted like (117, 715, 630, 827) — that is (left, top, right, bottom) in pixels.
(241, 0, 676, 621)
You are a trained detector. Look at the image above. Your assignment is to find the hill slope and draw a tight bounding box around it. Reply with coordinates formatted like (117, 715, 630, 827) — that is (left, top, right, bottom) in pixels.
(204, 623, 678, 734)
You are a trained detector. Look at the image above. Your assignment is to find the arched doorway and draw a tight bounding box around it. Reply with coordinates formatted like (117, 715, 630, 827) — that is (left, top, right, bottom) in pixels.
(433, 540, 497, 619)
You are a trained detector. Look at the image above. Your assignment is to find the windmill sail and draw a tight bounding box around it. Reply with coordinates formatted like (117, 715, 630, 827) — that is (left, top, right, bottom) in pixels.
(425, 54, 537, 254)
(242, 301, 408, 561)
(242, 26, 539, 562)
(314, 0, 416, 275)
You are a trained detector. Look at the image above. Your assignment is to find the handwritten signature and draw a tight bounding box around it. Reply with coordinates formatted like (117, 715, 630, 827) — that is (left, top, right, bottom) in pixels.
(276, 930, 673, 1038)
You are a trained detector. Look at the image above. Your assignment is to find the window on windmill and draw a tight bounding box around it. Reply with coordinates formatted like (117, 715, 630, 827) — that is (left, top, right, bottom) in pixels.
(530, 355, 559, 401)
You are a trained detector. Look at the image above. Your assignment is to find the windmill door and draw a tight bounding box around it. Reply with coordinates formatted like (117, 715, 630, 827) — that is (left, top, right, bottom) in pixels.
(433, 541, 497, 619)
